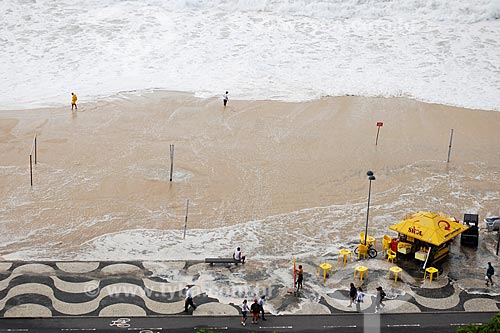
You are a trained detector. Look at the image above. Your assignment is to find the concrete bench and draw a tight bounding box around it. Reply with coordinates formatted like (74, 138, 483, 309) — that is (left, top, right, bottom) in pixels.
(204, 258, 241, 265)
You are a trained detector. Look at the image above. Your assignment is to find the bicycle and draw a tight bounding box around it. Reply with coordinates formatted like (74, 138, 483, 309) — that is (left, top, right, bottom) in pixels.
(354, 243, 378, 259)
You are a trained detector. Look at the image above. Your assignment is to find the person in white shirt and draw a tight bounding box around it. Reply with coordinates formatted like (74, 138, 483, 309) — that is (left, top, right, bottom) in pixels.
(223, 91, 229, 107)
(258, 295, 266, 321)
(356, 286, 364, 313)
(241, 299, 249, 326)
(184, 286, 196, 312)
(233, 247, 246, 263)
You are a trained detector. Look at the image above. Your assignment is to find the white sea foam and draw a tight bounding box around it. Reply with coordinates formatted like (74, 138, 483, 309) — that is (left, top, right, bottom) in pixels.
(0, 0, 499, 110)
(2, 157, 499, 261)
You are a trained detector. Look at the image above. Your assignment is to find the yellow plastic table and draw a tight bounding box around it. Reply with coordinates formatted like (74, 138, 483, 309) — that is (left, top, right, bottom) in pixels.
(354, 265, 369, 281)
(388, 266, 402, 282)
(424, 267, 439, 282)
(338, 249, 352, 265)
(318, 263, 333, 281)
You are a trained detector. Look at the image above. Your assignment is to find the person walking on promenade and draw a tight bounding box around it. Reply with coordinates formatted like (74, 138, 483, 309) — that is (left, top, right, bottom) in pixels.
(486, 262, 495, 286)
(258, 295, 267, 321)
(375, 286, 386, 313)
(71, 92, 78, 110)
(233, 247, 246, 264)
(223, 91, 229, 107)
(241, 299, 249, 326)
(355, 286, 364, 313)
(348, 282, 357, 307)
(184, 286, 196, 312)
(250, 298, 260, 324)
(296, 265, 304, 292)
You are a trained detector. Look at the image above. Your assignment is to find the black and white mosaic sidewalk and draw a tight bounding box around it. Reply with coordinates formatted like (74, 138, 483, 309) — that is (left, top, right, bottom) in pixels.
(0, 260, 498, 317)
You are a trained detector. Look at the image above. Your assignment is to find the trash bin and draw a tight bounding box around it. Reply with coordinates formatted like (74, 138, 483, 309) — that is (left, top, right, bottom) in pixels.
(461, 214, 479, 248)
(484, 217, 500, 232)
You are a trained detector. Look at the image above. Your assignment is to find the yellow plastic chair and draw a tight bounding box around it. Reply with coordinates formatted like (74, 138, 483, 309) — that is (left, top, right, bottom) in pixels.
(382, 235, 392, 254)
(360, 232, 376, 248)
(357, 244, 368, 260)
(387, 249, 396, 263)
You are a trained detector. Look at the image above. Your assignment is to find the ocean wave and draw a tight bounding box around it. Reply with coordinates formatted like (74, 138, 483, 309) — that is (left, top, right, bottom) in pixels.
(0, 0, 499, 110)
(171, 0, 500, 23)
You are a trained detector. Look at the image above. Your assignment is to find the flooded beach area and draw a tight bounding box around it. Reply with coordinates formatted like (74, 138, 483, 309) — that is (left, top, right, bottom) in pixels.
(0, 91, 499, 262)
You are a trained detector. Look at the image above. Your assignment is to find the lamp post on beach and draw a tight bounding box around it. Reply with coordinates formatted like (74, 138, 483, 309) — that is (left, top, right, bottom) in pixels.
(364, 171, 376, 245)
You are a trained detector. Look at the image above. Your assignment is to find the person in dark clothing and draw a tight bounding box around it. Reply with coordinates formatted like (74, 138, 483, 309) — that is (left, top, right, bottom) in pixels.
(348, 282, 357, 307)
(486, 262, 495, 286)
(250, 298, 260, 324)
(296, 265, 304, 291)
(375, 286, 386, 313)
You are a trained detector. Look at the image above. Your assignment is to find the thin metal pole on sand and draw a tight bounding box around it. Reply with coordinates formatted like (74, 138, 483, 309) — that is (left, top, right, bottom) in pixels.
(447, 129, 454, 163)
(29, 154, 33, 187)
(169, 144, 174, 182)
(34, 134, 37, 164)
(183, 199, 189, 239)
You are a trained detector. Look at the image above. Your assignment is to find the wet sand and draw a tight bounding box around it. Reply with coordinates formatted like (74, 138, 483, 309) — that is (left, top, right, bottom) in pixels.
(0, 91, 499, 260)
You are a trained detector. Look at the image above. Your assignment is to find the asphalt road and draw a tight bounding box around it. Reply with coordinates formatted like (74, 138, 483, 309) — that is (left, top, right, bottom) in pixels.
(0, 312, 497, 333)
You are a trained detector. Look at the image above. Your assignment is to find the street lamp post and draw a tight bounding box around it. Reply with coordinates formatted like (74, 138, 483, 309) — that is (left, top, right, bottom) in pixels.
(364, 171, 376, 245)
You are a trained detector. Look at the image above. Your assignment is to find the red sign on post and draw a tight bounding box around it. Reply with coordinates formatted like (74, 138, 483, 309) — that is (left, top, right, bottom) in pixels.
(375, 122, 383, 145)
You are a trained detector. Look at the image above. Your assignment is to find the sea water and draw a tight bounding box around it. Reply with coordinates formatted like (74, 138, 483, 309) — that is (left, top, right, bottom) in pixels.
(1, 0, 499, 110)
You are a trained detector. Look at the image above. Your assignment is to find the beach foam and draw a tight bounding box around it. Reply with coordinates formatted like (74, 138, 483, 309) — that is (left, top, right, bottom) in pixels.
(1, 0, 499, 110)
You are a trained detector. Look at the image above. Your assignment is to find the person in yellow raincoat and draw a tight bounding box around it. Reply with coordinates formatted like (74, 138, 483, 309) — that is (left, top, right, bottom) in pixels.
(71, 92, 78, 110)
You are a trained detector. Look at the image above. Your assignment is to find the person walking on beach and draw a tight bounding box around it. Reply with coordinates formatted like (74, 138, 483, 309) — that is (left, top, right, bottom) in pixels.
(375, 286, 386, 313)
(223, 91, 229, 107)
(348, 282, 357, 307)
(184, 286, 196, 312)
(241, 299, 249, 326)
(250, 298, 260, 324)
(355, 286, 364, 313)
(296, 265, 304, 292)
(258, 295, 267, 321)
(486, 262, 495, 286)
(71, 92, 78, 110)
(233, 247, 246, 264)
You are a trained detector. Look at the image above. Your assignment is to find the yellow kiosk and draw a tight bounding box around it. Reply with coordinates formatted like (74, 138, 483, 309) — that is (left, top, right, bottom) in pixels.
(389, 211, 469, 265)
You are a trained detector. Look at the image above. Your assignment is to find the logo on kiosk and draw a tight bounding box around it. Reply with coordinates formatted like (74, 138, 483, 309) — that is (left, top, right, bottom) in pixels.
(438, 220, 451, 230)
(408, 226, 423, 236)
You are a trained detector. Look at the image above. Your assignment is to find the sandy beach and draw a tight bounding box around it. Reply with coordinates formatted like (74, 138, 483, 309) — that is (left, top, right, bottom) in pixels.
(0, 91, 499, 260)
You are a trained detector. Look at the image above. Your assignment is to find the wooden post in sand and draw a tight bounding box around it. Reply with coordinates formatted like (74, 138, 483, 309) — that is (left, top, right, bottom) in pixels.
(29, 133, 37, 187)
(183, 199, 189, 239)
(169, 144, 174, 181)
(446, 129, 454, 163)
(34, 134, 37, 164)
(29, 154, 33, 187)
